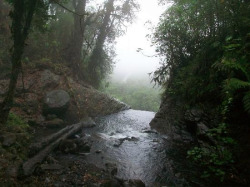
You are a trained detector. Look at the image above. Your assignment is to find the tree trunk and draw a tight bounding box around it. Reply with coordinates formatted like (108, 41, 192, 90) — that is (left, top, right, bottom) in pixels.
(65, 0, 86, 80)
(0, 0, 38, 125)
(87, 0, 114, 87)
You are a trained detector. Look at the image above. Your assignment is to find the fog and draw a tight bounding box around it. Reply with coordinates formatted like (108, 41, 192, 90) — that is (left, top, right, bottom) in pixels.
(112, 0, 166, 83)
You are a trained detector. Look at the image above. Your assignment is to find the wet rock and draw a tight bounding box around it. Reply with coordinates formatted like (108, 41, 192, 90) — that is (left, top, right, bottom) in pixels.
(95, 150, 102, 154)
(45, 118, 65, 128)
(184, 109, 203, 122)
(0, 133, 16, 147)
(59, 139, 77, 153)
(43, 89, 70, 116)
(105, 162, 117, 176)
(80, 117, 96, 128)
(142, 129, 158, 134)
(110, 132, 115, 136)
(41, 164, 64, 170)
(76, 138, 91, 153)
(181, 130, 193, 142)
(75, 134, 81, 139)
(113, 143, 121, 147)
(197, 122, 209, 135)
(79, 144, 91, 153)
(197, 123, 216, 145)
(129, 137, 139, 141)
(152, 139, 159, 143)
(123, 179, 145, 187)
(114, 137, 139, 147)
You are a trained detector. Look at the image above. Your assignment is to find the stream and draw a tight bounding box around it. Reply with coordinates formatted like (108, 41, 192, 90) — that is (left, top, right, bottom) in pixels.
(82, 109, 168, 186)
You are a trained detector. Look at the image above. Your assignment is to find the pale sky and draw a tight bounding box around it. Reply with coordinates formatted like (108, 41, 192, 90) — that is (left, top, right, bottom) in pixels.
(113, 0, 166, 81)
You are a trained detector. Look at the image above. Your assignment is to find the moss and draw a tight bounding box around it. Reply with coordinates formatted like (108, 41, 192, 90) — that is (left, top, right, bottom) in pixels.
(0, 112, 32, 181)
(6, 112, 29, 130)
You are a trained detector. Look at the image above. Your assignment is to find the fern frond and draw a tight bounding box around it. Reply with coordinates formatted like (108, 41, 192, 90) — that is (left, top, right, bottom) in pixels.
(223, 78, 250, 93)
(213, 58, 249, 79)
(243, 91, 250, 113)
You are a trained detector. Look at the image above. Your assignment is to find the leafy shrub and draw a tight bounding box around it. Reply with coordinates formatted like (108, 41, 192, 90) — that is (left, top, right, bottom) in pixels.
(187, 123, 236, 181)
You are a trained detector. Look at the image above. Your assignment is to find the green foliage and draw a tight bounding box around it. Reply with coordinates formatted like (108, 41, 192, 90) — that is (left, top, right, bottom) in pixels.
(187, 123, 236, 181)
(0, 0, 139, 87)
(223, 78, 250, 93)
(214, 35, 250, 114)
(153, 0, 250, 184)
(101, 79, 161, 112)
(6, 112, 29, 130)
(243, 91, 250, 113)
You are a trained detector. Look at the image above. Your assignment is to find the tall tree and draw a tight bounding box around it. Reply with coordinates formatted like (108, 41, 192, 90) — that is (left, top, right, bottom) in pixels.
(86, 0, 139, 87)
(0, 0, 46, 124)
(87, 0, 115, 86)
(64, 0, 87, 80)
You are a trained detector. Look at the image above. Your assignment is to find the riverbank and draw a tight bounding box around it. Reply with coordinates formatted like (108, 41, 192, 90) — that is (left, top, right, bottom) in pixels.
(150, 96, 250, 186)
(0, 63, 131, 186)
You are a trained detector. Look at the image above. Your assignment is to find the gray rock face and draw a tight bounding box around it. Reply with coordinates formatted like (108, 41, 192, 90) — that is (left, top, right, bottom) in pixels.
(40, 70, 60, 89)
(197, 122, 209, 135)
(43, 90, 70, 116)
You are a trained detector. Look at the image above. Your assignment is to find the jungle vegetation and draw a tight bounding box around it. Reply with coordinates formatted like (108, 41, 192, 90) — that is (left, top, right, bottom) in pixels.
(152, 0, 250, 183)
(0, 0, 139, 124)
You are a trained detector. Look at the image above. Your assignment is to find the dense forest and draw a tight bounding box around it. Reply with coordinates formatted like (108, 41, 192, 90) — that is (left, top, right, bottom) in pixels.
(0, 0, 139, 123)
(151, 0, 250, 185)
(0, 0, 249, 186)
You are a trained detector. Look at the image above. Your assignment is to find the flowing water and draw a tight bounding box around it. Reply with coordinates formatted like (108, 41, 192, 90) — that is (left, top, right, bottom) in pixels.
(82, 109, 168, 186)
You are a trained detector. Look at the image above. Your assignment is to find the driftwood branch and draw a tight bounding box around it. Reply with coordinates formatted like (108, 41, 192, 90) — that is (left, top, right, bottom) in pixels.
(29, 125, 74, 156)
(22, 122, 84, 176)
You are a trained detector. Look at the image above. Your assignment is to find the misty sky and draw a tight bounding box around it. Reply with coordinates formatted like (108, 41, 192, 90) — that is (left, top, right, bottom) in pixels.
(113, 0, 166, 81)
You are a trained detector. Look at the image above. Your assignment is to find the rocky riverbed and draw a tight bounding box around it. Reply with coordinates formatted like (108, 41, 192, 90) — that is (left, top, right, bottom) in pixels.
(20, 109, 187, 187)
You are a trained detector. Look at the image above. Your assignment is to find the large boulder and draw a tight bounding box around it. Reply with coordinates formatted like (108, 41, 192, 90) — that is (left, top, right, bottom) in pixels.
(40, 70, 60, 89)
(43, 90, 70, 116)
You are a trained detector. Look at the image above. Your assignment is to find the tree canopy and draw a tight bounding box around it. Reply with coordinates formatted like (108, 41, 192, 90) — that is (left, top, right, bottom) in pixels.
(152, 0, 250, 182)
(0, 0, 139, 124)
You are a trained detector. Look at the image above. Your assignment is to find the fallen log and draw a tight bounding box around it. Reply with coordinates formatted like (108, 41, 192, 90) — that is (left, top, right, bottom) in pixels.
(29, 125, 74, 156)
(29, 117, 96, 156)
(22, 122, 83, 176)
